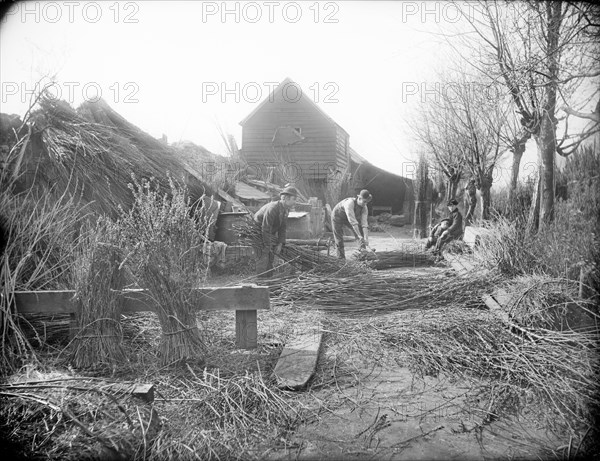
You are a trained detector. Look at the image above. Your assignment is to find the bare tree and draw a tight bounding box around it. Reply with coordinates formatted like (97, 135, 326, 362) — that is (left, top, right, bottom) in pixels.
(418, 71, 507, 221)
(410, 92, 464, 202)
(455, 1, 600, 230)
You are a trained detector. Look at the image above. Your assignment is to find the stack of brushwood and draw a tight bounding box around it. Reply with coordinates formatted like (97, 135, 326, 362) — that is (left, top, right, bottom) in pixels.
(268, 270, 500, 316)
(357, 248, 436, 270)
(235, 216, 367, 274)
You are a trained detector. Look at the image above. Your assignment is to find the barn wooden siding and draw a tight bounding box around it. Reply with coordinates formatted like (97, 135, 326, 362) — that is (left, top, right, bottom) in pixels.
(240, 79, 349, 183)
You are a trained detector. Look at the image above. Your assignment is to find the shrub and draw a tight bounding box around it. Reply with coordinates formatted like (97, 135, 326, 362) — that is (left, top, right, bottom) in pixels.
(478, 144, 600, 292)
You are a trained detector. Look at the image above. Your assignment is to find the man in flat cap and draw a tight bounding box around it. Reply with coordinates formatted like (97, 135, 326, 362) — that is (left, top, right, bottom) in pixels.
(331, 189, 372, 259)
(254, 186, 298, 277)
(432, 198, 463, 258)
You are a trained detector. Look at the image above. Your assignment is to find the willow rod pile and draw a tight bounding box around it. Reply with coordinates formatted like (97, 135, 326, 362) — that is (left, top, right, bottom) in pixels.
(268, 270, 498, 316)
(362, 249, 436, 270)
(235, 216, 368, 274)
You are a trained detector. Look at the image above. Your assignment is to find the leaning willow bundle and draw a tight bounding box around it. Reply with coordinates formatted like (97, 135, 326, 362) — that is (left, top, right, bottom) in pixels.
(270, 269, 499, 315)
(119, 179, 211, 366)
(236, 215, 367, 274)
(70, 230, 125, 369)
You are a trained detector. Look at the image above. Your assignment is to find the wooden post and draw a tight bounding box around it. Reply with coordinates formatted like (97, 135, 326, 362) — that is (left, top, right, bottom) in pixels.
(69, 313, 78, 341)
(236, 310, 257, 349)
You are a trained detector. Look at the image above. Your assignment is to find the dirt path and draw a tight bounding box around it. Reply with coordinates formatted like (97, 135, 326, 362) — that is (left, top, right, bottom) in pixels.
(268, 344, 559, 460)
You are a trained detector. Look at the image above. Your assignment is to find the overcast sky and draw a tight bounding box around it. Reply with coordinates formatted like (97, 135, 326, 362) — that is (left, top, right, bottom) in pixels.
(0, 1, 578, 183)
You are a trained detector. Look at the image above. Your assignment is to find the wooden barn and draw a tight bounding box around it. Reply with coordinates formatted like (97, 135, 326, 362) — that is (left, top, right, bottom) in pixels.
(239, 77, 413, 215)
(349, 148, 414, 217)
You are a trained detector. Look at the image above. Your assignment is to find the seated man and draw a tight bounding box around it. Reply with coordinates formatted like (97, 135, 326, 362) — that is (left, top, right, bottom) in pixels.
(425, 219, 451, 251)
(433, 198, 463, 258)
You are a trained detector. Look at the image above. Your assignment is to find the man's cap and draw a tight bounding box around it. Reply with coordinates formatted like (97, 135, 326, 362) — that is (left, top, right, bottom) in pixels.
(447, 199, 459, 206)
(441, 218, 451, 223)
(280, 186, 298, 197)
(359, 189, 373, 202)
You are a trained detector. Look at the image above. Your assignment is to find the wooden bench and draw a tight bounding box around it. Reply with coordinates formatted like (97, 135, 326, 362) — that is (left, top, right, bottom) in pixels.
(13, 285, 269, 350)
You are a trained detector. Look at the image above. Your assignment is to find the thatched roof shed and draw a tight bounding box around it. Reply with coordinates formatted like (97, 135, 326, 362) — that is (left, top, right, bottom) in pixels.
(12, 96, 214, 217)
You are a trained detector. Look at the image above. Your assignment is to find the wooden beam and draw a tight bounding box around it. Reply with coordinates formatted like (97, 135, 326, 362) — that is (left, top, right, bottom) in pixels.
(14, 286, 270, 315)
(15, 290, 78, 314)
(236, 310, 257, 349)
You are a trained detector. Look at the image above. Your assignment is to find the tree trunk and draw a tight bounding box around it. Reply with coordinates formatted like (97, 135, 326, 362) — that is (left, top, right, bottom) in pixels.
(478, 172, 493, 221)
(464, 180, 477, 225)
(537, 1, 561, 227)
(526, 164, 541, 235)
(538, 114, 556, 227)
(446, 178, 459, 202)
(507, 148, 524, 205)
(413, 201, 428, 238)
(444, 170, 461, 202)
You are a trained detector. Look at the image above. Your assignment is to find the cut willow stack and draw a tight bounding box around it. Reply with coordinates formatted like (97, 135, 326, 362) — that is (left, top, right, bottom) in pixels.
(268, 270, 499, 316)
(234, 216, 367, 274)
(360, 249, 436, 270)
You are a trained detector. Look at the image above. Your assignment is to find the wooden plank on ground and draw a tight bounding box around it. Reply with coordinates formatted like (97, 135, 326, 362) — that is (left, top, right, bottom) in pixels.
(494, 288, 514, 309)
(482, 294, 510, 323)
(273, 330, 323, 390)
(446, 255, 470, 277)
(15, 286, 270, 315)
(100, 383, 156, 403)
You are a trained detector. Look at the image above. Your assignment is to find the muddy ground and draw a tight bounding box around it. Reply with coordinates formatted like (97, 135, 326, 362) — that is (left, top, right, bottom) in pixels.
(260, 225, 563, 460)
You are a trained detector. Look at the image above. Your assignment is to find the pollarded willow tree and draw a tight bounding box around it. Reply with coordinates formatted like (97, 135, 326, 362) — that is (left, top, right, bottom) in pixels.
(455, 1, 600, 231)
(443, 74, 509, 220)
(410, 91, 464, 203)
(414, 69, 509, 221)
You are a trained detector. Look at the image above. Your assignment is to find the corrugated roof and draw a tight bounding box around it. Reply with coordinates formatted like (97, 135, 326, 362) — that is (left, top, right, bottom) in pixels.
(349, 147, 368, 164)
(234, 182, 271, 201)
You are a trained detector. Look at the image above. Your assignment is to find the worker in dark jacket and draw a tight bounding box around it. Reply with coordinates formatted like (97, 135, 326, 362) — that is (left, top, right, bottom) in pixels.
(433, 198, 463, 257)
(332, 189, 372, 259)
(254, 186, 298, 277)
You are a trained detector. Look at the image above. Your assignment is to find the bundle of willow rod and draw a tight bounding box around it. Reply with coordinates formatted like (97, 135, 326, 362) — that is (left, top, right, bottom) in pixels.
(269, 270, 499, 315)
(364, 249, 436, 270)
(235, 216, 368, 274)
(69, 237, 125, 369)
